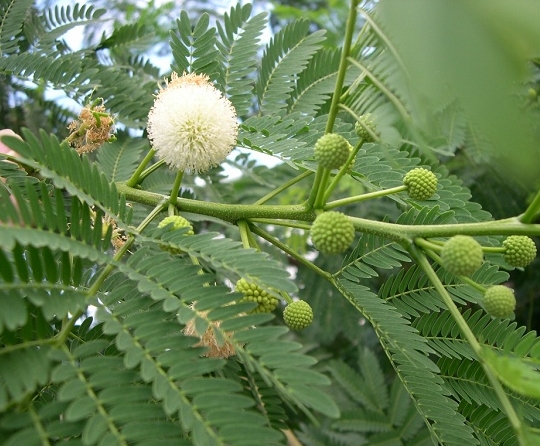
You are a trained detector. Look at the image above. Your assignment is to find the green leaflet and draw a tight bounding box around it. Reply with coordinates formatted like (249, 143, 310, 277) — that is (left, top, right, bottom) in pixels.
(215, 4, 267, 117)
(337, 279, 478, 446)
(3, 129, 131, 225)
(414, 309, 540, 435)
(145, 229, 297, 293)
(39, 3, 106, 48)
(0, 0, 34, 56)
(96, 132, 149, 182)
(380, 262, 508, 319)
(170, 10, 220, 77)
(97, 22, 156, 55)
(256, 19, 326, 116)
(0, 346, 52, 410)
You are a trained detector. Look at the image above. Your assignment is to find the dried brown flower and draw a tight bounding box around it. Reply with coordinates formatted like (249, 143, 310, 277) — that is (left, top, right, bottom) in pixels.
(67, 102, 115, 154)
(183, 307, 237, 358)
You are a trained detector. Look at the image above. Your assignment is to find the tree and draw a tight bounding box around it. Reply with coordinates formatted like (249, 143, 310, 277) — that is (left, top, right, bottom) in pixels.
(1, 1, 540, 445)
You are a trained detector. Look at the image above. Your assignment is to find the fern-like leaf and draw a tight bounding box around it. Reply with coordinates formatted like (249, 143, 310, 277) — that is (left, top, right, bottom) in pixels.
(97, 22, 155, 54)
(38, 3, 106, 48)
(96, 132, 149, 182)
(287, 47, 359, 117)
(337, 279, 478, 446)
(0, 0, 33, 56)
(414, 308, 540, 430)
(256, 19, 326, 116)
(380, 262, 508, 319)
(170, 10, 219, 77)
(144, 228, 297, 293)
(3, 129, 130, 224)
(328, 349, 427, 444)
(215, 3, 267, 116)
(239, 113, 355, 166)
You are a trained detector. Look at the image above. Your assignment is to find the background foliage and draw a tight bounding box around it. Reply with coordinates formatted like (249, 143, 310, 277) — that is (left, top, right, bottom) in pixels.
(1, 0, 540, 445)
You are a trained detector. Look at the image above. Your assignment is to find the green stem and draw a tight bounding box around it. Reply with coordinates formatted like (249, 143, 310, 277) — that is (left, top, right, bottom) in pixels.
(482, 246, 506, 254)
(254, 170, 313, 205)
(325, 185, 407, 210)
(117, 181, 317, 223)
(409, 246, 526, 445)
(249, 218, 311, 231)
(28, 404, 51, 446)
(169, 170, 184, 206)
(414, 237, 443, 253)
(238, 220, 252, 249)
(91, 200, 167, 293)
(126, 149, 156, 187)
(313, 169, 331, 209)
(0, 338, 54, 355)
(117, 182, 540, 238)
(306, 0, 358, 210)
(307, 166, 326, 208)
(250, 225, 332, 282)
(139, 159, 165, 183)
(520, 187, 540, 224)
(325, 0, 359, 134)
(322, 140, 364, 204)
(243, 223, 262, 251)
(347, 215, 540, 240)
(280, 291, 294, 305)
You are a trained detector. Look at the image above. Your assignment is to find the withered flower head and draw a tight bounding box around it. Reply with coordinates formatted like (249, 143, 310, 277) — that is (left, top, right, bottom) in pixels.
(68, 101, 115, 154)
(183, 307, 237, 359)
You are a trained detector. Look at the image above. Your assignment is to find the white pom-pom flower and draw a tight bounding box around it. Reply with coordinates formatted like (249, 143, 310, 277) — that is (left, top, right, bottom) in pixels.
(147, 72, 238, 173)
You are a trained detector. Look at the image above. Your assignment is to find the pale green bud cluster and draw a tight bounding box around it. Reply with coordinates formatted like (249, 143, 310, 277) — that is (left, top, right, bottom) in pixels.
(483, 285, 516, 318)
(310, 211, 355, 255)
(314, 133, 351, 170)
(441, 235, 484, 276)
(235, 278, 279, 314)
(502, 235, 537, 268)
(283, 300, 313, 330)
(158, 215, 194, 254)
(403, 168, 438, 201)
(355, 113, 378, 143)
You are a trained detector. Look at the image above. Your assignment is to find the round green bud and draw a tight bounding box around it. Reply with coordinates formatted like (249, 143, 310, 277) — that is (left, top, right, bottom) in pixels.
(502, 235, 537, 268)
(314, 133, 351, 170)
(403, 168, 438, 201)
(355, 113, 378, 143)
(283, 300, 313, 330)
(158, 215, 194, 254)
(441, 235, 484, 276)
(235, 278, 279, 314)
(483, 285, 516, 318)
(310, 211, 355, 255)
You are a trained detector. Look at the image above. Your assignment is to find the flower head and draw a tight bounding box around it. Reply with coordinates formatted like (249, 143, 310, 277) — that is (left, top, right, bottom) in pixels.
(147, 72, 238, 173)
(67, 101, 115, 154)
